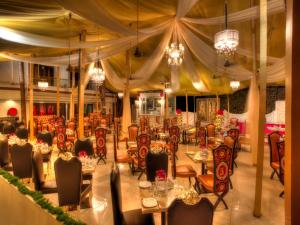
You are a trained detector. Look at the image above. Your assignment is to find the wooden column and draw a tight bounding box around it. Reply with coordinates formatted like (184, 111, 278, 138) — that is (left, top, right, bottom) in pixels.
(69, 68, 75, 120)
(56, 67, 60, 117)
(253, 0, 267, 217)
(227, 94, 230, 112)
(28, 64, 34, 141)
(96, 86, 99, 112)
(19, 62, 26, 126)
(285, 1, 300, 224)
(78, 31, 87, 138)
(185, 90, 189, 128)
(165, 93, 169, 118)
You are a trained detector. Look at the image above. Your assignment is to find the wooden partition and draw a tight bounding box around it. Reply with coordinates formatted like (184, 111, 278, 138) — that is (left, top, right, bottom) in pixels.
(0, 177, 61, 225)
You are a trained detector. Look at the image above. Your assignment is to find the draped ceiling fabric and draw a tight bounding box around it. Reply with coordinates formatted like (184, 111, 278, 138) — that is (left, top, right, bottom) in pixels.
(0, 0, 286, 95)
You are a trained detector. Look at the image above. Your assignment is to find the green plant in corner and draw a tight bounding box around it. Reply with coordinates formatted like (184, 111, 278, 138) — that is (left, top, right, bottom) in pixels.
(0, 169, 86, 225)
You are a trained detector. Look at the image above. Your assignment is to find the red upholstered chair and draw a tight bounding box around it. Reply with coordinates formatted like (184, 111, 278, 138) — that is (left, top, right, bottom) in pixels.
(206, 124, 216, 146)
(197, 144, 232, 209)
(132, 134, 151, 180)
(56, 125, 73, 154)
(268, 132, 281, 179)
(95, 127, 108, 164)
(277, 141, 285, 197)
(140, 117, 148, 134)
(66, 121, 76, 144)
(126, 124, 139, 155)
(198, 127, 207, 149)
(227, 128, 240, 167)
(166, 126, 181, 159)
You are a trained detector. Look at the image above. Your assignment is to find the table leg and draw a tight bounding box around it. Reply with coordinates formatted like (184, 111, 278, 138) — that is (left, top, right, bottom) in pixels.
(201, 162, 206, 175)
(161, 212, 166, 225)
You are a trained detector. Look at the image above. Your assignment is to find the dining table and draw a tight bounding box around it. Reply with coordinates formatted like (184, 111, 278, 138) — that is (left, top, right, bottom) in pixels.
(185, 148, 214, 175)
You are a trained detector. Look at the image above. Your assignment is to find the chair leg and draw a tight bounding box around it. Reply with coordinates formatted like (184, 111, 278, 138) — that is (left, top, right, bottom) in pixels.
(214, 192, 228, 210)
(188, 177, 191, 185)
(229, 177, 233, 189)
(138, 171, 144, 180)
(279, 191, 284, 198)
(193, 178, 201, 194)
(270, 170, 275, 179)
(233, 161, 238, 168)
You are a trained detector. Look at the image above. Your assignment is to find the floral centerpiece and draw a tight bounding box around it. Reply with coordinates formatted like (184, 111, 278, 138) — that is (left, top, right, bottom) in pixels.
(155, 169, 167, 195)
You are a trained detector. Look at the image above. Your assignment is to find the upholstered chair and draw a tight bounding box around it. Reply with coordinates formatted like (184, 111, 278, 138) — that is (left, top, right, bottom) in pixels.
(0, 135, 9, 168)
(37, 131, 53, 172)
(165, 126, 181, 158)
(227, 128, 240, 166)
(110, 164, 154, 225)
(11, 143, 33, 179)
(268, 132, 281, 179)
(197, 144, 232, 209)
(32, 151, 57, 194)
(54, 157, 91, 208)
(145, 151, 168, 182)
(74, 138, 94, 157)
(132, 134, 151, 179)
(94, 127, 108, 164)
(126, 124, 139, 155)
(16, 126, 29, 140)
(168, 198, 214, 225)
(198, 127, 207, 149)
(163, 118, 170, 133)
(277, 141, 285, 197)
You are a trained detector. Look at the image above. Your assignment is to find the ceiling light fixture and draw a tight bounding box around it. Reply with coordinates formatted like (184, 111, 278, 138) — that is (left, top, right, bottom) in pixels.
(38, 81, 48, 91)
(165, 42, 184, 66)
(230, 81, 240, 90)
(214, 0, 239, 58)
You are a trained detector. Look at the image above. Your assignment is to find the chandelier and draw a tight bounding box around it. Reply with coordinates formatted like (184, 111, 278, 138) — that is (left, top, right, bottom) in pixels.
(90, 61, 105, 87)
(214, 1, 239, 58)
(165, 42, 184, 66)
(230, 81, 240, 90)
(118, 92, 124, 98)
(38, 81, 48, 91)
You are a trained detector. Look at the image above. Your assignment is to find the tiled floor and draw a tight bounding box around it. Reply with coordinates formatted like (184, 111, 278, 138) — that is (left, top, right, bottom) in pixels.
(45, 137, 285, 225)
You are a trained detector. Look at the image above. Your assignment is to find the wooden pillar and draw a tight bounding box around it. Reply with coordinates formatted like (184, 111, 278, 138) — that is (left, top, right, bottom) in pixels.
(165, 93, 169, 118)
(69, 68, 75, 120)
(285, 1, 300, 224)
(96, 86, 99, 112)
(216, 94, 219, 110)
(253, 0, 267, 217)
(19, 62, 26, 126)
(78, 31, 87, 138)
(227, 94, 230, 112)
(28, 64, 34, 141)
(56, 67, 60, 117)
(185, 90, 189, 128)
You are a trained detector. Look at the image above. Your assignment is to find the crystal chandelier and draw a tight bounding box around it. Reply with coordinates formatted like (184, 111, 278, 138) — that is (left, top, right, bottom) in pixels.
(90, 61, 105, 87)
(230, 81, 240, 90)
(214, 1, 239, 58)
(165, 42, 184, 66)
(38, 81, 48, 91)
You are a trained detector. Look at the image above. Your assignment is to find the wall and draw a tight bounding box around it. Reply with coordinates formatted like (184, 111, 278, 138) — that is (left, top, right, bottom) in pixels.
(0, 99, 21, 118)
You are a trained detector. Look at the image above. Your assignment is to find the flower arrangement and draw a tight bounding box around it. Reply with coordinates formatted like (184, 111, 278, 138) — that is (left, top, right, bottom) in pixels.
(214, 109, 224, 131)
(176, 109, 182, 115)
(0, 169, 85, 225)
(156, 169, 167, 181)
(78, 150, 87, 158)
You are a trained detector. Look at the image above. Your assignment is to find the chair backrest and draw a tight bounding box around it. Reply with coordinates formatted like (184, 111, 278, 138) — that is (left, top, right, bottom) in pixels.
(169, 126, 180, 144)
(224, 136, 235, 173)
(206, 124, 215, 138)
(37, 131, 53, 146)
(110, 165, 123, 225)
(198, 127, 206, 148)
(0, 135, 9, 167)
(227, 128, 239, 142)
(100, 118, 107, 128)
(168, 198, 214, 225)
(95, 127, 107, 156)
(128, 124, 139, 142)
(56, 125, 66, 151)
(145, 151, 168, 182)
(268, 131, 281, 163)
(11, 143, 33, 179)
(136, 134, 151, 169)
(3, 122, 15, 135)
(54, 157, 82, 206)
(74, 138, 94, 156)
(277, 141, 285, 185)
(16, 126, 29, 140)
(67, 121, 75, 131)
(212, 144, 232, 193)
(32, 150, 45, 191)
(171, 117, 177, 126)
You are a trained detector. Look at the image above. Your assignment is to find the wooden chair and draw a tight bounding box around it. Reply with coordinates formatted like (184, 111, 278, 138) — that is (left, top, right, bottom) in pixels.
(0, 135, 9, 168)
(277, 141, 285, 197)
(227, 128, 240, 167)
(168, 198, 214, 225)
(126, 124, 139, 155)
(95, 127, 108, 164)
(197, 144, 232, 209)
(54, 157, 91, 209)
(11, 143, 33, 180)
(56, 125, 73, 154)
(110, 164, 154, 225)
(268, 132, 281, 179)
(166, 126, 181, 159)
(198, 127, 207, 149)
(163, 118, 170, 133)
(37, 131, 53, 173)
(74, 138, 94, 157)
(132, 134, 151, 180)
(145, 151, 168, 182)
(206, 124, 215, 145)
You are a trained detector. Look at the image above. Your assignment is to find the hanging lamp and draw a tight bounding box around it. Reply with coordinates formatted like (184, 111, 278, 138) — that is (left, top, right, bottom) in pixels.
(214, 0, 239, 58)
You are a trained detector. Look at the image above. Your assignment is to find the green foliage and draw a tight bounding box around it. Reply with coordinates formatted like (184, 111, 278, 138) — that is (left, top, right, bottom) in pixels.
(0, 169, 86, 225)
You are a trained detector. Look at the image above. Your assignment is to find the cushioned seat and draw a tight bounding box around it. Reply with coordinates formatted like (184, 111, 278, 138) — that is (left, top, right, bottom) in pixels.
(271, 161, 280, 170)
(197, 174, 214, 192)
(117, 152, 132, 164)
(176, 165, 197, 177)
